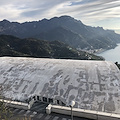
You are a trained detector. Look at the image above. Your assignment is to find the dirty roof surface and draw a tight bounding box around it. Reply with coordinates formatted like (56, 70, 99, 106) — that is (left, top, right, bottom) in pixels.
(0, 57, 120, 114)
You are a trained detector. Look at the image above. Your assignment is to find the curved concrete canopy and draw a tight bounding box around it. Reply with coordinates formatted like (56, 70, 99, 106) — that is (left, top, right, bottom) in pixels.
(0, 57, 120, 113)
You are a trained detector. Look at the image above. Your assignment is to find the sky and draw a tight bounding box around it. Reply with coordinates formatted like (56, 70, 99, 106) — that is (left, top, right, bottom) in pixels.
(0, 0, 120, 34)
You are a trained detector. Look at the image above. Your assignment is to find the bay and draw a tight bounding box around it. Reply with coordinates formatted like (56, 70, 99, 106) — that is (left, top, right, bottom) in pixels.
(97, 43, 120, 63)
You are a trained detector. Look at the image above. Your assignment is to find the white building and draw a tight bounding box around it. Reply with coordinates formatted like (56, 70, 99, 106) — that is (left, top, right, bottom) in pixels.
(0, 57, 120, 114)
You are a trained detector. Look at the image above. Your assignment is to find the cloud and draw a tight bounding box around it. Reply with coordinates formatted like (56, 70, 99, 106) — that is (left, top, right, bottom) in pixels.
(0, 0, 120, 31)
(0, 4, 21, 20)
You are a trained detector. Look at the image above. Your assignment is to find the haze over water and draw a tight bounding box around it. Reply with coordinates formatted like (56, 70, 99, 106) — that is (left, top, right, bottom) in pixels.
(98, 44, 120, 63)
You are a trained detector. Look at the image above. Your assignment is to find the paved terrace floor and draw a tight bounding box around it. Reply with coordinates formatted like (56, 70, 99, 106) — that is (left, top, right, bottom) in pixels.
(9, 101, 93, 120)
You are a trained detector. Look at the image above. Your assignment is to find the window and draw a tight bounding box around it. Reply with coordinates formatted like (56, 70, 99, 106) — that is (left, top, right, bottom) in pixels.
(43, 97, 47, 102)
(48, 98, 53, 103)
(37, 96, 40, 100)
(33, 96, 36, 100)
(57, 100, 60, 105)
(61, 102, 65, 106)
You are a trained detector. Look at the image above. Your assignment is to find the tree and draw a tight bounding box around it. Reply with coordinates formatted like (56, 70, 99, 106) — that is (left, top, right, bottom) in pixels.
(0, 100, 12, 120)
(115, 62, 120, 70)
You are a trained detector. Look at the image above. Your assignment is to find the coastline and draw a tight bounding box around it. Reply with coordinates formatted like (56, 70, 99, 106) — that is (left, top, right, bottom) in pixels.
(95, 43, 120, 54)
(94, 49, 106, 54)
(95, 43, 120, 63)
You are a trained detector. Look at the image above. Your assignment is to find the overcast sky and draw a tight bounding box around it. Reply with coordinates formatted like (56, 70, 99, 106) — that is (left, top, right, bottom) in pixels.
(0, 0, 120, 33)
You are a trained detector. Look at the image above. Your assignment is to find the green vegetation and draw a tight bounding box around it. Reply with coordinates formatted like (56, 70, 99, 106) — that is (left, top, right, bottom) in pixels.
(0, 35, 103, 60)
(0, 100, 31, 120)
(0, 101, 12, 120)
(0, 16, 120, 50)
(115, 62, 120, 70)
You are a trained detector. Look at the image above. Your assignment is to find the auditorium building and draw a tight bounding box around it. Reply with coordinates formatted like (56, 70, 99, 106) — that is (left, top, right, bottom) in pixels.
(0, 57, 120, 115)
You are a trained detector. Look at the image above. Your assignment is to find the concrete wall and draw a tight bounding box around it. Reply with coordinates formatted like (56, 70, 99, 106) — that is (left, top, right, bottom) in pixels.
(0, 99, 29, 110)
(46, 104, 120, 120)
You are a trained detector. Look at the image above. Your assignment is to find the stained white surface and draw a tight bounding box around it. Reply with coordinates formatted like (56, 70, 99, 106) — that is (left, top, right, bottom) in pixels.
(0, 57, 120, 113)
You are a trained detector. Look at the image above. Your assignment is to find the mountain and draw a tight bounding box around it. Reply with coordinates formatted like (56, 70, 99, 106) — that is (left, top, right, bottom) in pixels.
(0, 16, 120, 50)
(0, 34, 103, 60)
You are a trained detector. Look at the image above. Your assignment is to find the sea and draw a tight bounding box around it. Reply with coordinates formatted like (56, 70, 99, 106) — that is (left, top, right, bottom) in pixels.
(97, 43, 120, 63)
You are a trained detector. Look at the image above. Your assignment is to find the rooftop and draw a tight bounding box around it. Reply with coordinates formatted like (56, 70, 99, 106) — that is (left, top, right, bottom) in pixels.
(0, 57, 120, 114)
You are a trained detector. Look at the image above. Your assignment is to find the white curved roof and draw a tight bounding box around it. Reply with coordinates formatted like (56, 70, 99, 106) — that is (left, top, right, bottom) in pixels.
(0, 57, 120, 113)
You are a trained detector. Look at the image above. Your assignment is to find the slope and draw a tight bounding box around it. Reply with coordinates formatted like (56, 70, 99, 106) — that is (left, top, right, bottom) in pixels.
(0, 16, 120, 50)
(0, 35, 103, 60)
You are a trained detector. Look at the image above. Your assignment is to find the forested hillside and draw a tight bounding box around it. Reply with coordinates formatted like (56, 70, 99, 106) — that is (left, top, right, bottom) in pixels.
(0, 16, 120, 50)
(0, 35, 103, 60)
